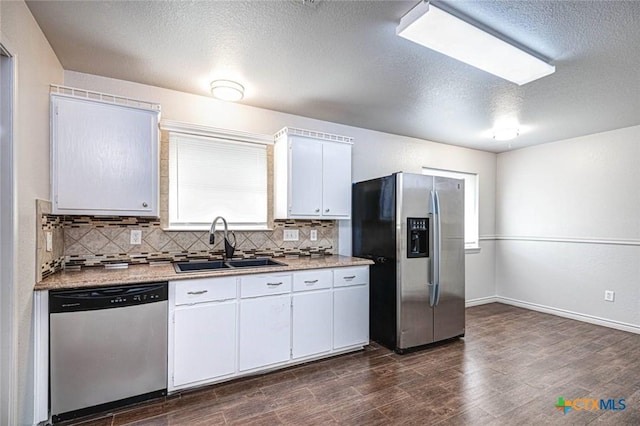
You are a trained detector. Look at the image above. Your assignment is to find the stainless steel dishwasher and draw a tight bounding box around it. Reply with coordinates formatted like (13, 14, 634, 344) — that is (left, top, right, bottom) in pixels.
(49, 283, 168, 423)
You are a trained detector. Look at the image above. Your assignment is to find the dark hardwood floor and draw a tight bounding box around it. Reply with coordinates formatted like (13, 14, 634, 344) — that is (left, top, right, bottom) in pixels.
(66, 303, 640, 425)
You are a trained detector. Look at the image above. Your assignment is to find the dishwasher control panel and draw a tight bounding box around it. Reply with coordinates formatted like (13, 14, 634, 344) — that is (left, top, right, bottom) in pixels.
(49, 282, 168, 313)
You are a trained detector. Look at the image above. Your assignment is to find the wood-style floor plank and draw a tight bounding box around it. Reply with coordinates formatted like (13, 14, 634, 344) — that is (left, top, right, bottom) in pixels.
(60, 303, 639, 425)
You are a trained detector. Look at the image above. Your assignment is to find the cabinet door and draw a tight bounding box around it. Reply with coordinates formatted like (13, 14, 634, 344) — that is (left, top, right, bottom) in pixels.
(334, 285, 369, 349)
(172, 302, 236, 387)
(321, 141, 352, 218)
(52, 96, 158, 216)
(289, 136, 323, 216)
(292, 291, 332, 359)
(239, 295, 291, 371)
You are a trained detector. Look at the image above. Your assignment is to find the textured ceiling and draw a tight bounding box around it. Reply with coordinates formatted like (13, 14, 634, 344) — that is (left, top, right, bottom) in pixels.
(26, 0, 640, 153)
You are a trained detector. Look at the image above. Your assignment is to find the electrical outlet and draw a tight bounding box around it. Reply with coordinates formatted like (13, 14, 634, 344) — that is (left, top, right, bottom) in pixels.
(310, 229, 318, 241)
(604, 290, 615, 302)
(130, 230, 142, 245)
(283, 229, 299, 241)
(45, 231, 53, 252)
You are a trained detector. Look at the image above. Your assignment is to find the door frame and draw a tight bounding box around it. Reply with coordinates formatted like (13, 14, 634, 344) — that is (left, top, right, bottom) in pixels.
(0, 41, 16, 426)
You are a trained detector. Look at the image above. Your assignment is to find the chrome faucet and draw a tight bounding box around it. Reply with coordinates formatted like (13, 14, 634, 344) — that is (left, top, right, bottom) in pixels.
(209, 216, 236, 259)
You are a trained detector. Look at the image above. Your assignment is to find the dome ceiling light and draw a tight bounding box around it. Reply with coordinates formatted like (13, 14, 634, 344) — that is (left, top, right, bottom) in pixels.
(492, 128, 520, 141)
(210, 80, 245, 102)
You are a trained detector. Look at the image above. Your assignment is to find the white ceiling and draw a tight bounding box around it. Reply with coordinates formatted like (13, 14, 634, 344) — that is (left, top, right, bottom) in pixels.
(26, 0, 640, 153)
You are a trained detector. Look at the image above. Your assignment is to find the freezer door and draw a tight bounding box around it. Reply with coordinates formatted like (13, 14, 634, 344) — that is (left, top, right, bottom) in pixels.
(352, 175, 398, 349)
(433, 177, 466, 341)
(396, 173, 434, 349)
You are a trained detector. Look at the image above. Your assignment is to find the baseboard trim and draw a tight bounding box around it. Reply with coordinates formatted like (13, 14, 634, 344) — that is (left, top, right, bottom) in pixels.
(493, 235, 640, 247)
(496, 296, 640, 334)
(465, 296, 497, 307)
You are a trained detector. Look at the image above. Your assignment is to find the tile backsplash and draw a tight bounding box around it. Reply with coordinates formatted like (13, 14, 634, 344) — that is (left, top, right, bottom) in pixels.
(37, 199, 337, 279)
(36, 200, 65, 281)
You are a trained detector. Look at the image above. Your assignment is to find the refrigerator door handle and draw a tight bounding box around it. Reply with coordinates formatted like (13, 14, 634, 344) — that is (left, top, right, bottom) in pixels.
(429, 190, 439, 307)
(434, 190, 442, 306)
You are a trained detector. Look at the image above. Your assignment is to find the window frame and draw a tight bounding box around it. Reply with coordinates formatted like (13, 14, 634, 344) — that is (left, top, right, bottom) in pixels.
(422, 167, 479, 250)
(161, 121, 273, 231)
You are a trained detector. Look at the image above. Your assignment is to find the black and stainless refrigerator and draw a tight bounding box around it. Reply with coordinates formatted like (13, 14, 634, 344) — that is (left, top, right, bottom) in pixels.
(352, 172, 465, 353)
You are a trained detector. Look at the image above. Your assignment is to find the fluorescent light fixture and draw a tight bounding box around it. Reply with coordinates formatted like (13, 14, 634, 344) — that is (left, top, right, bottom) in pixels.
(210, 80, 244, 102)
(397, 1, 555, 85)
(492, 128, 519, 141)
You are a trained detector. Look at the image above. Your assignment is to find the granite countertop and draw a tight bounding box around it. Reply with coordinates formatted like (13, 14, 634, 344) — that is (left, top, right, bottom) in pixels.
(35, 255, 374, 291)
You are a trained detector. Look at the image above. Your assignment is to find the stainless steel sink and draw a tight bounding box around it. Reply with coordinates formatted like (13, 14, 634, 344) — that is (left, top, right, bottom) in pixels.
(226, 258, 286, 268)
(173, 260, 230, 273)
(174, 258, 286, 273)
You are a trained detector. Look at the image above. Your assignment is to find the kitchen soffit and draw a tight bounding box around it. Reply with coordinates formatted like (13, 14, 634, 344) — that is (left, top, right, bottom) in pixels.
(25, 0, 640, 153)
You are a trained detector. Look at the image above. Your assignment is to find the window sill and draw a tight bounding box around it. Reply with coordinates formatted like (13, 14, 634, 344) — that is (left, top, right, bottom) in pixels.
(164, 224, 272, 232)
(465, 246, 481, 254)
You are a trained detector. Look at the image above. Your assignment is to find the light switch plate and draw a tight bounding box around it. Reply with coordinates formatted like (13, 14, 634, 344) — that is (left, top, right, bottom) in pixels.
(283, 229, 299, 241)
(45, 231, 53, 252)
(130, 230, 142, 245)
(310, 229, 318, 241)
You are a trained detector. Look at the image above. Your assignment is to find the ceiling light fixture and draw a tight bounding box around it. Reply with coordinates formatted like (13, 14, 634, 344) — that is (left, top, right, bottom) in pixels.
(397, 1, 555, 85)
(210, 80, 245, 102)
(492, 128, 519, 141)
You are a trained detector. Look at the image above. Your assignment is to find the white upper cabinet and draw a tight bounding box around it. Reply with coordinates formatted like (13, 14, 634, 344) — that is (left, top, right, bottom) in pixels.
(321, 141, 352, 217)
(51, 93, 160, 216)
(274, 128, 353, 219)
(289, 137, 323, 217)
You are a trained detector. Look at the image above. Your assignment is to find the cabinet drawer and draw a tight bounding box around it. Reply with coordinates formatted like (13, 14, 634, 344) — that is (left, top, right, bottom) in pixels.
(293, 269, 332, 292)
(173, 277, 237, 305)
(334, 267, 368, 288)
(240, 274, 292, 298)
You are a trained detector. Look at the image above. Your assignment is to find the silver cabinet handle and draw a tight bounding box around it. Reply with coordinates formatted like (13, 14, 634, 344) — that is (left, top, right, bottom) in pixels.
(142, 202, 148, 208)
(315, 208, 320, 213)
(325, 208, 330, 212)
(344, 275, 355, 280)
(304, 279, 318, 284)
(187, 290, 208, 295)
(267, 282, 283, 286)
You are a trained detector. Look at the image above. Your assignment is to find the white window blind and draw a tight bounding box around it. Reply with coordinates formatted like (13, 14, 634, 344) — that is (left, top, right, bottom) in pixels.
(169, 133, 268, 229)
(422, 167, 479, 249)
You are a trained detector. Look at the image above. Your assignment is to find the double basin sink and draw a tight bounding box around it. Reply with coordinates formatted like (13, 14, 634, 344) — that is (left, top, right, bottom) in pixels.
(174, 258, 287, 273)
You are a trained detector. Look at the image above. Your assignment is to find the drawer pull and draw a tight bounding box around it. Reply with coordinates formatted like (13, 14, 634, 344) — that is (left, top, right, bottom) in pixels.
(267, 282, 283, 286)
(187, 290, 208, 295)
(343, 275, 356, 280)
(304, 279, 319, 284)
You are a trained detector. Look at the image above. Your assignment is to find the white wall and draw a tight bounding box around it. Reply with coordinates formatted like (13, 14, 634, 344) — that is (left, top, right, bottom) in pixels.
(65, 71, 497, 302)
(496, 125, 640, 330)
(0, 1, 64, 424)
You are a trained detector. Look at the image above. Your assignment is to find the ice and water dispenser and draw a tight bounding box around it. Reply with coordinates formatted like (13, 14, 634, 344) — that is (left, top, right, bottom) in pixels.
(407, 217, 429, 258)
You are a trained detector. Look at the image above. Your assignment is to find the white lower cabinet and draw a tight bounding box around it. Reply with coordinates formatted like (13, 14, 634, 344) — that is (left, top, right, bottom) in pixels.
(168, 265, 369, 391)
(172, 302, 236, 387)
(292, 290, 332, 359)
(239, 294, 291, 371)
(169, 276, 237, 390)
(333, 267, 369, 349)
